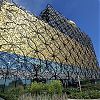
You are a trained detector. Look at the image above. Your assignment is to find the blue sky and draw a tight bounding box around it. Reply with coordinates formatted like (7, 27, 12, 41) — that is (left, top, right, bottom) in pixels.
(13, 0, 100, 65)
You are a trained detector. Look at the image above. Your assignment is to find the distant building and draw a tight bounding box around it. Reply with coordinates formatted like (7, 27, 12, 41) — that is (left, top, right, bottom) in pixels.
(0, 1, 99, 86)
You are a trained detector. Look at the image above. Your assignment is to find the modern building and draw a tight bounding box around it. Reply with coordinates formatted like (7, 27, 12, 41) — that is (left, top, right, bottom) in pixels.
(0, 1, 99, 86)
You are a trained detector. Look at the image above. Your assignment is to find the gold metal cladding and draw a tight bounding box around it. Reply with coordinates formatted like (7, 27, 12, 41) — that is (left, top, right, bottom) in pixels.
(0, 2, 98, 71)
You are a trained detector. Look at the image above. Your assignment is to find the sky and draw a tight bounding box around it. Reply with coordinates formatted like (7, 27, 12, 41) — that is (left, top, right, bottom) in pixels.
(13, 0, 100, 66)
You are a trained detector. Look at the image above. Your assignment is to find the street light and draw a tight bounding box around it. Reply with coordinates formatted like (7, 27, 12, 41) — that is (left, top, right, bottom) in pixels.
(78, 75, 81, 91)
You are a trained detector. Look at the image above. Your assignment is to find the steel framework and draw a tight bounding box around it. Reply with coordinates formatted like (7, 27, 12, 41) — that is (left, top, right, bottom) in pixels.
(0, 1, 99, 89)
(39, 4, 99, 67)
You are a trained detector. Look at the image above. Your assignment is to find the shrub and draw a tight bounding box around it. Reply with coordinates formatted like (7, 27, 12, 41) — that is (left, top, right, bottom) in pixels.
(29, 80, 63, 95)
(0, 86, 24, 100)
(68, 88, 100, 99)
(30, 81, 40, 94)
(48, 80, 63, 95)
(88, 90, 100, 99)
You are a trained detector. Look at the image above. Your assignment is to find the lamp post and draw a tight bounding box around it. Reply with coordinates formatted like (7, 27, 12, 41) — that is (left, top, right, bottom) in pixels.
(78, 75, 81, 91)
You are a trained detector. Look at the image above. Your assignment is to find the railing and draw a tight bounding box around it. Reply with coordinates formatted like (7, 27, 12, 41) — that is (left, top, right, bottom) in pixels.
(18, 93, 68, 100)
(0, 97, 5, 100)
